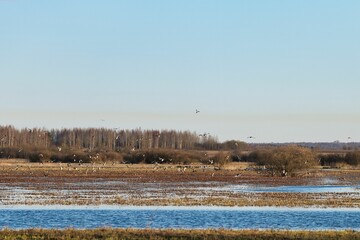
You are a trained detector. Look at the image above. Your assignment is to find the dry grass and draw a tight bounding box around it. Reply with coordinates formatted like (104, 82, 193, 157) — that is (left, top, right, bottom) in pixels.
(1, 228, 360, 240)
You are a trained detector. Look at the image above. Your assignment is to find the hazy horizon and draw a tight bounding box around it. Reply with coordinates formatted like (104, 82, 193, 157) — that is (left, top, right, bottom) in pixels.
(1, 1, 359, 143)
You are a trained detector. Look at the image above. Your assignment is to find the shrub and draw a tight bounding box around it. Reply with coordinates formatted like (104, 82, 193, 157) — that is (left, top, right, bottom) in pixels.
(0, 147, 18, 159)
(103, 152, 123, 163)
(0, 147, 31, 159)
(319, 154, 346, 166)
(28, 151, 50, 162)
(211, 151, 230, 167)
(345, 151, 360, 166)
(123, 151, 146, 164)
(255, 146, 318, 176)
(123, 149, 203, 164)
(248, 149, 272, 164)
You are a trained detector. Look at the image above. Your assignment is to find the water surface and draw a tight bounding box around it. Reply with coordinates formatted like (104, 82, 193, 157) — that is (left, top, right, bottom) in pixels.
(1, 206, 359, 230)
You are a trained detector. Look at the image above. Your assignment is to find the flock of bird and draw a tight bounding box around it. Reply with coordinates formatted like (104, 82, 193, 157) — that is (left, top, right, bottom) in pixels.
(2, 148, 235, 179)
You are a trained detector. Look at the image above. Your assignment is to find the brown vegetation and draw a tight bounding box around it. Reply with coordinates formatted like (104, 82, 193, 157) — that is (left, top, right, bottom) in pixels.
(1, 228, 360, 240)
(251, 146, 318, 176)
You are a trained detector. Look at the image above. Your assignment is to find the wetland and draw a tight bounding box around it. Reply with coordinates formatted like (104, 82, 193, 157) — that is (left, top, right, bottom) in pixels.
(1, 161, 360, 207)
(1, 160, 360, 234)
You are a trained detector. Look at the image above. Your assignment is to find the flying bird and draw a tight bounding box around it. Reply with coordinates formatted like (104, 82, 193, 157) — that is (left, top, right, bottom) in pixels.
(196, 109, 200, 114)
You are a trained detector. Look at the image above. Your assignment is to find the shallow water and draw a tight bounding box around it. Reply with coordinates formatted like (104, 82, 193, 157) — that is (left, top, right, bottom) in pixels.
(234, 185, 360, 193)
(1, 206, 360, 230)
(1, 181, 360, 206)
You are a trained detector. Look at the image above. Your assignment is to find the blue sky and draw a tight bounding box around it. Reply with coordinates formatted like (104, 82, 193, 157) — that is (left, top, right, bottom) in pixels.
(1, 0, 359, 142)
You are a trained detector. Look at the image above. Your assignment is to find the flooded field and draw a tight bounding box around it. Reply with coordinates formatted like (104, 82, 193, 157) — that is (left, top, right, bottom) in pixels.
(0, 162, 360, 207)
(1, 162, 360, 231)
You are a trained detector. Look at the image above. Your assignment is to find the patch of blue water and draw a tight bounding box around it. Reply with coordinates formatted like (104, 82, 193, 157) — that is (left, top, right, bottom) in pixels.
(1, 206, 360, 230)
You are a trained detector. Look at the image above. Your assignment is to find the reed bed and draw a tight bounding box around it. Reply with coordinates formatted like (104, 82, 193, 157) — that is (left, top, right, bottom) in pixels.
(1, 228, 360, 240)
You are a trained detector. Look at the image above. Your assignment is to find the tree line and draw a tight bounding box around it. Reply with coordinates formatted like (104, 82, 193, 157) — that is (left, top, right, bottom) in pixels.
(2, 125, 360, 176)
(0, 125, 247, 152)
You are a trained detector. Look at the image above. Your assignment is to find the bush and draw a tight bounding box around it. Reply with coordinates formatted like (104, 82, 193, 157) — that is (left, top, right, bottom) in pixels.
(123, 149, 203, 164)
(230, 150, 251, 162)
(254, 146, 318, 176)
(248, 149, 272, 164)
(123, 151, 146, 164)
(103, 152, 123, 163)
(0, 147, 31, 159)
(50, 152, 91, 163)
(1, 147, 121, 163)
(319, 154, 346, 166)
(345, 151, 360, 166)
(28, 151, 50, 162)
(0, 147, 19, 159)
(210, 151, 230, 167)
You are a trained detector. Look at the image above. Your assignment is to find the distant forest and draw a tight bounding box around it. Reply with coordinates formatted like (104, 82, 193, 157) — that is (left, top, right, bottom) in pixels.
(2, 125, 360, 166)
(0, 125, 246, 151)
(1, 125, 358, 153)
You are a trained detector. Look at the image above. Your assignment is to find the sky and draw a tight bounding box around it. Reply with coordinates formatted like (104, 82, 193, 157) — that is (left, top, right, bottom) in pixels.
(1, 0, 360, 143)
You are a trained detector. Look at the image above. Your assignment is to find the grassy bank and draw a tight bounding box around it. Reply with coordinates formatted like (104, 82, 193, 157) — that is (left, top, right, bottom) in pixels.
(0, 228, 360, 240)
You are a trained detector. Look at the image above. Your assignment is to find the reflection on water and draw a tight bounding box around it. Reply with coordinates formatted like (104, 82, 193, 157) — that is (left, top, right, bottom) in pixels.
(1, 206, 360, 230)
